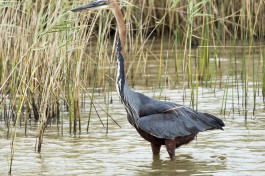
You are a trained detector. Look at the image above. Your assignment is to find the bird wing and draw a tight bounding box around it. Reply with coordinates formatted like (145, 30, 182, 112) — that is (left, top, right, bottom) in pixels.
(138, 103, 224, 139)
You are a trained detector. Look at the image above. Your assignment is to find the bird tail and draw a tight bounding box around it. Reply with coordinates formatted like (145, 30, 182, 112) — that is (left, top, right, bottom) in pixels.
(204, 113, 225, 130)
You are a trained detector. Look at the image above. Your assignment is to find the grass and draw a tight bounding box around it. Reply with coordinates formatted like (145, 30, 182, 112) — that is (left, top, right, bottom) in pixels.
(0, 0, 265, 173)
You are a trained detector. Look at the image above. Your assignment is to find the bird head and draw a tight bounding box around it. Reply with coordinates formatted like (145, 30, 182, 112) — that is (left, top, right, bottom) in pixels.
(71, 0, 118, 12)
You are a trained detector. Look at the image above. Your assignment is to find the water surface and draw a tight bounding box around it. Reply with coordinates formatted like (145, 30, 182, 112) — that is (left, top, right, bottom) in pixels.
(1, 42, 265, 175)
(1, 87, 265, 175)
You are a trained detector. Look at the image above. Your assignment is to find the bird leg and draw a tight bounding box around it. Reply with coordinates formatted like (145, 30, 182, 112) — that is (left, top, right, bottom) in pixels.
(151, 143, 161, 155)
(165, 139, 177, 160)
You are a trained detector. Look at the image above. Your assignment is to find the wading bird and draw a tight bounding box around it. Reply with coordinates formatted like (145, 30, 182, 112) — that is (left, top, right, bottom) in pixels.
(72, 0, 225, 159)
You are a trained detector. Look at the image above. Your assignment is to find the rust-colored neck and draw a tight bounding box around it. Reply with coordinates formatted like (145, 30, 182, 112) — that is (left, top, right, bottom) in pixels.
(111, 3, 126, 55)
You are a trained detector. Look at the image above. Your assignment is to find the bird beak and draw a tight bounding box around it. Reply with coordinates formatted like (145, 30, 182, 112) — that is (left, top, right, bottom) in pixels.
(71, 0, 108, 12)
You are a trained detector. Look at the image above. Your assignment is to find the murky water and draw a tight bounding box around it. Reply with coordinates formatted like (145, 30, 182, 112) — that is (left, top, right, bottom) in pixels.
(1, 43, 265, 175)
(1, 86, 265, 175)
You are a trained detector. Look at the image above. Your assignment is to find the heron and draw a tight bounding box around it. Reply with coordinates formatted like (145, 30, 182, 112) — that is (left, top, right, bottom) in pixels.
(72, 0, 225, 159)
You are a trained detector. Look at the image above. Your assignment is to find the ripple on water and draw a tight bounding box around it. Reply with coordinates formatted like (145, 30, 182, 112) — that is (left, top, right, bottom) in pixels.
(1, 86, 265, 175)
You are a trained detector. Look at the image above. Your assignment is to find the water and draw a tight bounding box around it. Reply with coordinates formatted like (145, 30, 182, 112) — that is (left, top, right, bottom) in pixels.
(1, 86, 265, 175)
(1, 43, 265, 175)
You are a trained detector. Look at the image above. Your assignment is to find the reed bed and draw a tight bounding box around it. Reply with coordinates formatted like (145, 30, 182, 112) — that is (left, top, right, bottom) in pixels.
(0, 0, 265, 172)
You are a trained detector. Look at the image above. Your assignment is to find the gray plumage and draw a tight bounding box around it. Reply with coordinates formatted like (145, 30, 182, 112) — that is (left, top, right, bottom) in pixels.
(116, 37, 224, 139)
(72, 0, 225, 159)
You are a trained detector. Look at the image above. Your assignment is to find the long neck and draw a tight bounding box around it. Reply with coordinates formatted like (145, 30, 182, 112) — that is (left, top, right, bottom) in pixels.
(115, 37, 126, 99)
(112, 4, 139, 126)
(111, 4, 126, 56)
(116, 37, 139, 126)
(111, 4, 127, 98)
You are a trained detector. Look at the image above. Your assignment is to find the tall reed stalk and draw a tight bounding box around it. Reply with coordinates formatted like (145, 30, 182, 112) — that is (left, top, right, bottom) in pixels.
(1, 0, 265, 173)
(262, 48, 265, 101)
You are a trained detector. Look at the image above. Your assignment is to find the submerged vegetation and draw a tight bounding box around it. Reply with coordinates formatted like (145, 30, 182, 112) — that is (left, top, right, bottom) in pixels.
(0, 0, 265, 169)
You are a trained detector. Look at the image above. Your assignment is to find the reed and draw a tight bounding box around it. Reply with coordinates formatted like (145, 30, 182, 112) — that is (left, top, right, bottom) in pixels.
(263, 48, 265, 101)
(1, 0, 265, 172)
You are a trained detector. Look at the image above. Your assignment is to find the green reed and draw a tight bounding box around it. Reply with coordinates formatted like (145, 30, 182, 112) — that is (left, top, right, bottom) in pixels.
(263, 49, 265, 101)
(1, 0, 265, 173)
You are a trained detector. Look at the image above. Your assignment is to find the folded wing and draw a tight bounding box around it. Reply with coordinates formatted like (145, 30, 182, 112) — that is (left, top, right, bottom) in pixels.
(138, 104, 224, 139)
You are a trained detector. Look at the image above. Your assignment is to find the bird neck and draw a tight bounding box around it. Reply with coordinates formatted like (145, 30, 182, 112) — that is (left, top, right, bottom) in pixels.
(116, 37, 139, 126)
(111, 4, 126, 56)
(111, 3, 128, 100)
(115, 37, 126, 100)
(111, 2, 139, 127)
